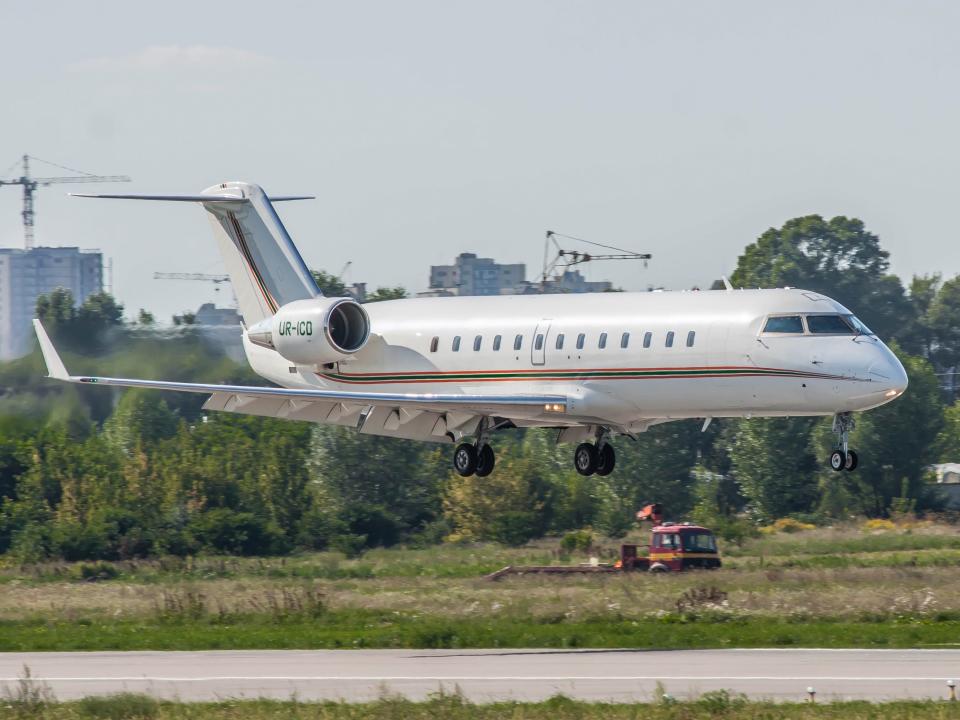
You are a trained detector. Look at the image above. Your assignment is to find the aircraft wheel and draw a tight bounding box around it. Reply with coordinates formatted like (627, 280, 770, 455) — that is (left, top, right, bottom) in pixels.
(475, 444, 496, 477)
(844, 450, 859, 471)
(829, 450, 845, 472)
(595, 443, 616, 476)
(453, 443, 478, 476)
(574, 443, 598, 476)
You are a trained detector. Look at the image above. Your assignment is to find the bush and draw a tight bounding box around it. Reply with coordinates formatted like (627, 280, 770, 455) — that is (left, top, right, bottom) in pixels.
(75, 561, 119, 582)
(560, 530, 595, 555)
(862, 518, 897, 531)
(759, 518, 817, 535)
(188, 508, 287, 556)
(77, 692, 159, 719)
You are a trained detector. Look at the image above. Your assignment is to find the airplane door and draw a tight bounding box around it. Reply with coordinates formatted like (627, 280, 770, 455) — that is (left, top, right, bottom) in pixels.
(531, 319, 551, 365)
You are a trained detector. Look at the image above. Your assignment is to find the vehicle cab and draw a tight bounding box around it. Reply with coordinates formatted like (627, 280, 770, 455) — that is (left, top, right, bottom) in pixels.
(648, 522, 721, 571)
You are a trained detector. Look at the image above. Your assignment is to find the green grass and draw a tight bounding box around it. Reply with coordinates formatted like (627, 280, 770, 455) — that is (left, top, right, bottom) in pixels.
(4, 694, 960, 719)
(1, 609, 959, 652)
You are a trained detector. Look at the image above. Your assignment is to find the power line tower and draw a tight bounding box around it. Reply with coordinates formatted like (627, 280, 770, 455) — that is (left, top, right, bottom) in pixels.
(0, 154, 131, 249)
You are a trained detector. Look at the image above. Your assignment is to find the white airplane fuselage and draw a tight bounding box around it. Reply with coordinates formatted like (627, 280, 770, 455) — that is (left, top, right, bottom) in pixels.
(245, 287, 907, 435)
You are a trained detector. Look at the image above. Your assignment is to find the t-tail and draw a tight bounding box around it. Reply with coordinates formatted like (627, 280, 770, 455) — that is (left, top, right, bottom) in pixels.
(72, 182, 320, 326)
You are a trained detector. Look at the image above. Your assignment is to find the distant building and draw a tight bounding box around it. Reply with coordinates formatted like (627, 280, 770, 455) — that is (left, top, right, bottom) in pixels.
(0, 246, 103, 360)
(928, 463, 960, 509)
(520, 269, 614, 294)
(429, 253, 526, 296)
(424, 253, 614, 297)
(194, 303, 241, 326)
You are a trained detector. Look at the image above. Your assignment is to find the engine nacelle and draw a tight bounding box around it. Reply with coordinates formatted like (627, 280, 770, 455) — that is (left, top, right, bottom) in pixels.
(247, 297, 370, 365)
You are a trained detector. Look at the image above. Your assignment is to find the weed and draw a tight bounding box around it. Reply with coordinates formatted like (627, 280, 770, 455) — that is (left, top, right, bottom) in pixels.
(76, 692, 159, 719)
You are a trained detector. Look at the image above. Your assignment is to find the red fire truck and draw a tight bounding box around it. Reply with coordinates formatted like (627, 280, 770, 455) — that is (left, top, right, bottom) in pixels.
(618, 522, 722, 572)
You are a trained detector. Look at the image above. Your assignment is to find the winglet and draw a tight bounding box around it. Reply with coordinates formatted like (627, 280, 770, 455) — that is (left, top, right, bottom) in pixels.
(32, 320, 71, 380)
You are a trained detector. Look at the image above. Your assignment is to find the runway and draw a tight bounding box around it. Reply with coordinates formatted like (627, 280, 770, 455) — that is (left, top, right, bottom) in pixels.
(1, 648, 957, 702)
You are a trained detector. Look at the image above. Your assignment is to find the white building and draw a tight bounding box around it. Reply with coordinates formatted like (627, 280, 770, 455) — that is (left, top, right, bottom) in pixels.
(0, 246, 103, 360)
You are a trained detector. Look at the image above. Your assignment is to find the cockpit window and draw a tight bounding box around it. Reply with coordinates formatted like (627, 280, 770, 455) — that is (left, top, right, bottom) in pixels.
(763, 315, 804, 334)
(846, 315, 874, 336)
(806, 315, 855, 334)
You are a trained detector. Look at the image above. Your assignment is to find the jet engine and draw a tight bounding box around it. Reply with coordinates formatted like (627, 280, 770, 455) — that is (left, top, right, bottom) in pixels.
(246, 297, 370, 365)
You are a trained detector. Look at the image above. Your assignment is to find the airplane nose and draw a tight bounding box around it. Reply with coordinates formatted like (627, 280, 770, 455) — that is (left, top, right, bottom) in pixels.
(869, 349, 908, 400)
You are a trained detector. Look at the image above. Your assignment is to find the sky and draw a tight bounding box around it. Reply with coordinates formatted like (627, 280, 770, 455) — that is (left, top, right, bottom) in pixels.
(1, 1, 959, 323)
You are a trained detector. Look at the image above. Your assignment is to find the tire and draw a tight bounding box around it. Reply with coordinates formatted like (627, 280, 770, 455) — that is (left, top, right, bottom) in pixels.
(574, 443, 598, 476)
(649, 563, 669, 573)
(829, 450, 845, 472)
(595, 443, 616, 476)
(453, 443, 478, 476)
(475, 444, 496, 477)
(844, 450, 859, 471)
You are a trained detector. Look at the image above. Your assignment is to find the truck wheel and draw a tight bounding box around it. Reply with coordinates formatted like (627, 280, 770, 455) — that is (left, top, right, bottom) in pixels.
(649, 563, 669, 573)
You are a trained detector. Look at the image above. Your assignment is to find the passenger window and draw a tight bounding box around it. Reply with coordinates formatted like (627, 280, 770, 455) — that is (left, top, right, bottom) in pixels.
(686, 331, 696, 347)
(576, 333, 585, 350)
(621, 332, 630, 349)
(763, 315, 804, 334)
(535, 334, 544, 350)
(643, 332, 652, 348)
(665, 331, 674, 348)
(493, 335, 502, 351)
(556, 333, 565, 350)
(514, 334, 523, 351)
(430, 336, 439, 353)
(599, 332, 608, 349)
(452, 336, 461, 351)
(473, 335, 482, 351)
(806, 315, 855, 334)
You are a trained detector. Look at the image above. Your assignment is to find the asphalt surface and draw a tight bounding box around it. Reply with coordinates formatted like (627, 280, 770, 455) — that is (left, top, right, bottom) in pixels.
(1, 649, 957, 702)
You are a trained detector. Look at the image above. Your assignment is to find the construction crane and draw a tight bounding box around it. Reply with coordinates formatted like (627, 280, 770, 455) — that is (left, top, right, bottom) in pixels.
(153, 272, 230, 290)
(0, 155, 131, 249)
(540, 230, 652, 291)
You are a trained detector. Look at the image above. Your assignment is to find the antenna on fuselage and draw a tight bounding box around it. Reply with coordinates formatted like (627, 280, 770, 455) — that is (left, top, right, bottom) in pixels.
(540, 230, 652, 293)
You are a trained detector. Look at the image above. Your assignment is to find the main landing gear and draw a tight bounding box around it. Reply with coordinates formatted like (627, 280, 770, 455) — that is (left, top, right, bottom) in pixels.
(453, 418, 496, 477)
(829, 412, 858, 472)
(574, 428, 616, 477)
(453, 442, 495, 477)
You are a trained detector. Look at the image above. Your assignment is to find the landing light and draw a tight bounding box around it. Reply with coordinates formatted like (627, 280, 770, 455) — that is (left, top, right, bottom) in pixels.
(544, 403, 565, 413)
(885, 389, 900, 398)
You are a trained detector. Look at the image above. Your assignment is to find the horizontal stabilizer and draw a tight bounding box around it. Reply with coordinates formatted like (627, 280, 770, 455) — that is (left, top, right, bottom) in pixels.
(71, 193, 314, 202)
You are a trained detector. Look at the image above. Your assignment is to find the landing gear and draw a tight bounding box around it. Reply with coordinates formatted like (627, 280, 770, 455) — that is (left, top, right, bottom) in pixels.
(453, 443, 478, 476)
(829, 413, 858, 472)
(452, 418, 497, 477)
(573, 429, 616, 476)
(476, 444, 496, 477)
(574, 443, 598, 476)
(595, 443, 616, 476)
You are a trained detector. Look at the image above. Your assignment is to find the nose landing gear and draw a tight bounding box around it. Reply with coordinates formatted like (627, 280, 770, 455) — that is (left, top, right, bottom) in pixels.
(829, 413, 858, 472)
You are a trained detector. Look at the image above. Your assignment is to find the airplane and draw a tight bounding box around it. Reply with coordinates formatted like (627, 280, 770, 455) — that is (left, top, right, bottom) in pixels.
(33, 181, 908, 477)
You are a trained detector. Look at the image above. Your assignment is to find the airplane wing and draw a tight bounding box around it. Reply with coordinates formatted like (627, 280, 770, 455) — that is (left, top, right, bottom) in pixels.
(33, 321, 569, 442)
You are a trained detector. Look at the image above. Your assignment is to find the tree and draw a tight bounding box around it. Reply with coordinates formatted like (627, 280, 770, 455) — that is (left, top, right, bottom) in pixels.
(730, 215, 911, 341)
(443, 451, 552, 545)
(728, 417, 819, 520)
(926, 275, 960, 375)
(35, 287, 77, 331)
(137, 309, 156, 326)
(897, 274, 940, 359)
(311, 270, 348, 297)
(365, 286, 408, 303)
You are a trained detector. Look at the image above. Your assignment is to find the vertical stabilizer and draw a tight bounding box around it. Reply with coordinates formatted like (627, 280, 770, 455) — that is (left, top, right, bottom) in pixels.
(200, 182, 319, 325)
